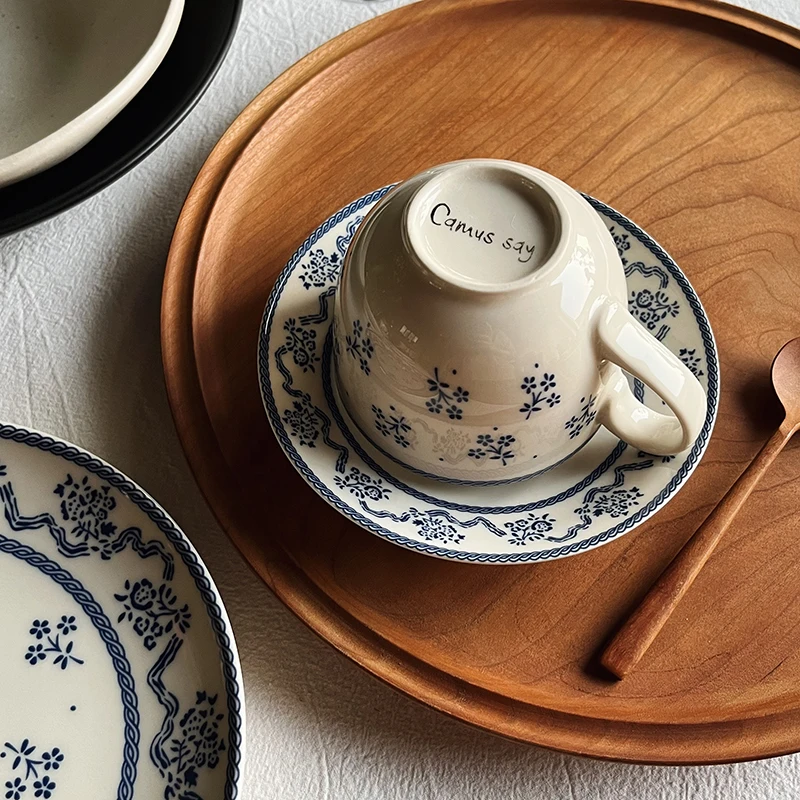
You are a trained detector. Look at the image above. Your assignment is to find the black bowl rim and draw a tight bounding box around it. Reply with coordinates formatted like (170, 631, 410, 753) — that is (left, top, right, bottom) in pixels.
(0, 0, 243, 237)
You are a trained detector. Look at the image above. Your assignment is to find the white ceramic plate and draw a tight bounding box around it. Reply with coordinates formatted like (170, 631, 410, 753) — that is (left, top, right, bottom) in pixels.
(0, 0, 184, 188)
(0, 424, 244, 799)
(259, 188, 719, 563)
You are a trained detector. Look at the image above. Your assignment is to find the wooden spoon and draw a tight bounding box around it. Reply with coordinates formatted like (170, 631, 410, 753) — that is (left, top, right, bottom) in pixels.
(601, 337, 800, 679)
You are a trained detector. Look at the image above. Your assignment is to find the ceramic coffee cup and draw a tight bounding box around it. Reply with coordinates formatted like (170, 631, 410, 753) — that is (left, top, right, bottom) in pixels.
(332, 159, 706, 483)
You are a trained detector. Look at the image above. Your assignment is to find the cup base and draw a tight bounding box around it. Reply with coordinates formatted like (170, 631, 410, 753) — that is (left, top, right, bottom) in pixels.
(404, 160, 563, 290)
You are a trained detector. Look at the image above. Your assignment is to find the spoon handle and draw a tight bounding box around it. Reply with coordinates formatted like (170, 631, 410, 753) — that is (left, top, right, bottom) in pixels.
(601, 424, 792, 679)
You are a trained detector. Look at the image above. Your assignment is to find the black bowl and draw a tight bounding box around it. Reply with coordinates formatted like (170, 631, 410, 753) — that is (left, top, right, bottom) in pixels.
(0, 0, 242, 237)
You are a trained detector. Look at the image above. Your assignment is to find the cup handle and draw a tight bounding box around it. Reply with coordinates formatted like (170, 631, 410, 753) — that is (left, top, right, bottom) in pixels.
(595, 300, 707, 455)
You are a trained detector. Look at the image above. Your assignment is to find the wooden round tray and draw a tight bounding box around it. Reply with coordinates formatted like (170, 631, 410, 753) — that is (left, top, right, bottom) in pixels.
(163, 0, 800, 763)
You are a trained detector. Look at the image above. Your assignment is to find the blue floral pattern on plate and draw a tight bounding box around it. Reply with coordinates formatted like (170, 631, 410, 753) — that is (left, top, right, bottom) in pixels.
(259, 188, 719, 563)
(0, 427, 244, 800)
(1, 741, 63, 797)
(25, 616, 83, 670)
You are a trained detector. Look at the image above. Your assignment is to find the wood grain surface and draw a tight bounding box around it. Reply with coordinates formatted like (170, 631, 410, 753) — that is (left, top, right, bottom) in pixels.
(602, 338, 800, 678)
(162, 0, 800, 763)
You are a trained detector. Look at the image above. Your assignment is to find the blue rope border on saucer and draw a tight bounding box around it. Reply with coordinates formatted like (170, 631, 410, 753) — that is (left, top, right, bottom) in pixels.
(0, 424, 244, 799)
(258, 187, 720, 563)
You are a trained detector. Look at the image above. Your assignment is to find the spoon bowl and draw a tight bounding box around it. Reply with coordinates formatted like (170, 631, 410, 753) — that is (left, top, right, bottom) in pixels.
(601, 337, 800, 678)
(771, 337, 800, 430)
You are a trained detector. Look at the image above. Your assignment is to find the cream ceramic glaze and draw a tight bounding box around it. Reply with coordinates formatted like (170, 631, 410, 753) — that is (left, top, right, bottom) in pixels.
(333, 160, 706, 483)
(0, 0, 183, 187)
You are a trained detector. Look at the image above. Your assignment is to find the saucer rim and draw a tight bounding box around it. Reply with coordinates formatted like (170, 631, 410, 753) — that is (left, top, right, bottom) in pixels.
(259, 188, 720, 563)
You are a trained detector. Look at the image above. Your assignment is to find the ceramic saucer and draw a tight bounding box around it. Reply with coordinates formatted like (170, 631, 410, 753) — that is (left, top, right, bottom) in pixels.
(0, 424, 244, 799)
(259, 188, 719, 563)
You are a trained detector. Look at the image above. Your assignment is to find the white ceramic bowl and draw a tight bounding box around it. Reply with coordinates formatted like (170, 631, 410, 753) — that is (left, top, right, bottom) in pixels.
(0, 0, 184, 188)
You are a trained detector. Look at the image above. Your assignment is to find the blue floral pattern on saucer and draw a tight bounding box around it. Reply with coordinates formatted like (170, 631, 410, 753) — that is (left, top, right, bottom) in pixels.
(259, 188, 719, 563)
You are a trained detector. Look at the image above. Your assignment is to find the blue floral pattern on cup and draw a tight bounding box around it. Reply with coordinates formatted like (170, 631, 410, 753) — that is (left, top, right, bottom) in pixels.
(345, 320, 374, 376)
(519, 365, 561, 419)
(425, 368, 470, 419)
(467, 433, 516, 466)
(372, 406, 413, 449)
(564, 395, 598, 440)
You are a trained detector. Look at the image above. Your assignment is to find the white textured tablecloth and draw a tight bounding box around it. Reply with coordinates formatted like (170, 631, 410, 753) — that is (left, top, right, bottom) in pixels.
(2, 0, 800, 796)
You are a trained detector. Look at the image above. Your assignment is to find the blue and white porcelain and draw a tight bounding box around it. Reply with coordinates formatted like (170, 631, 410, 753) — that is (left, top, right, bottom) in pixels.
(0, 425, 244, 799)
(259, 187, 719, 563)
(333, 160, 707, 483)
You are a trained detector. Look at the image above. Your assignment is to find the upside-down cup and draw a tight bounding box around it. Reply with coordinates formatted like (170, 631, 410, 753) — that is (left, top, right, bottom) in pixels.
(332, 159, 706, 484)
